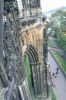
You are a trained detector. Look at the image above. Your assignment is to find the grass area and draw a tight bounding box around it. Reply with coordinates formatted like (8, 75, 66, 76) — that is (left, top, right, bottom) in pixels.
(51, 88, 56, 100)
(48, 38, 66, 52)
(57, 34, 66, 52)
(52, 51, 66, 73)
(62, 45, 66, 52)
(61, 44, 66, 52)
(48, 39, 56, 47)
(25, 55, 32, 90)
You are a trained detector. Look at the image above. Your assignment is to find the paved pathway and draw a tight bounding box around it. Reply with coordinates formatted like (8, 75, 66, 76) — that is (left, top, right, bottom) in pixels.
(48, 51, 66, 100)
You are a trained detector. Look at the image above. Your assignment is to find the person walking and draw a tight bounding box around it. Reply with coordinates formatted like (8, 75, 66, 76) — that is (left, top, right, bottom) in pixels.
(56, 67, 59, 76)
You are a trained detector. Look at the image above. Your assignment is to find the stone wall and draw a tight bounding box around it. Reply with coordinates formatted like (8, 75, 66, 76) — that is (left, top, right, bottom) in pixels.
(20, 24, 47, 98)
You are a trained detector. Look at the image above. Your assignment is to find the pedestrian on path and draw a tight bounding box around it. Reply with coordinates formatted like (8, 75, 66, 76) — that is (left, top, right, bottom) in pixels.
(52, 76, 56, 87)
(55, 67, 59, 77)
(52, 73, 55, 77)
(49, 72, 52, 85)
(49, 72, 55, 87)
(57, 67, 59, 73)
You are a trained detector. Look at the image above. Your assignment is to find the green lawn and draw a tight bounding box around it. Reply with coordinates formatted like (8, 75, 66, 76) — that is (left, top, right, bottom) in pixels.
(61, 44, 66, 52)
(58, 41, 66, 52)
(25, 55, 32, 90)
(51, 89, 56, 100)
(57, 34, 66, 52)
(48, 38, 66, 52)
(48, 39, 56, 47)
(52, 51, 66, 73)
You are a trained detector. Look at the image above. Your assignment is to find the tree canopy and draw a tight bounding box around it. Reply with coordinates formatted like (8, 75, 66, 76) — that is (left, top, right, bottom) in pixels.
(46, 9, 66, 36)
(46, 9, 66, 51)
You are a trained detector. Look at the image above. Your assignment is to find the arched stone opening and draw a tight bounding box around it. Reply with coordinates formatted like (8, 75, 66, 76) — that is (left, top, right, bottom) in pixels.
(25, 44, 40, 95)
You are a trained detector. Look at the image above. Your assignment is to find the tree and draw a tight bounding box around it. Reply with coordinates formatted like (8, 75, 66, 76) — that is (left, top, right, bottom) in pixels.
(46, 9, 66, 37)
(46, 9, 66, 51)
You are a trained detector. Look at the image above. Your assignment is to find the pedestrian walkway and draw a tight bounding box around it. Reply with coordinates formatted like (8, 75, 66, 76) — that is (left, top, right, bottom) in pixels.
(48, 52, 66, 100)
